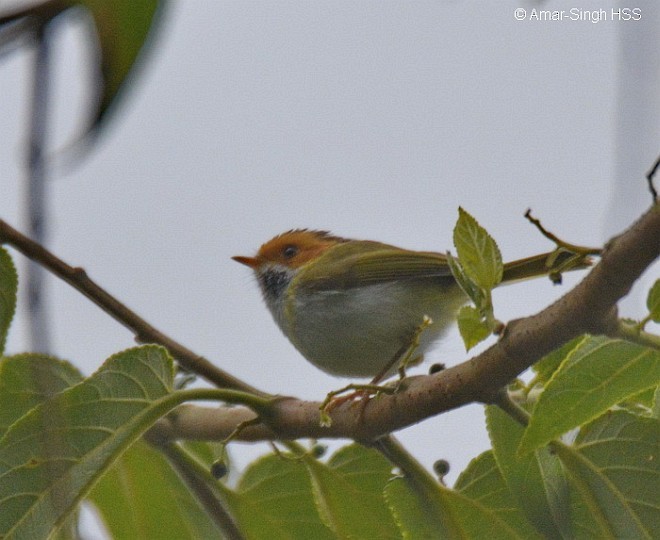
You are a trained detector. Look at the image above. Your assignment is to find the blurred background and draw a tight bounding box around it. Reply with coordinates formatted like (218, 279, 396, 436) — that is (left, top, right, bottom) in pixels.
(1, 0, 658, 496)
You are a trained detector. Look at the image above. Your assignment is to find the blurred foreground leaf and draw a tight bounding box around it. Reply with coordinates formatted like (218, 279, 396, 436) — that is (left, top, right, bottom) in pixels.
(0, 345, 174, 539)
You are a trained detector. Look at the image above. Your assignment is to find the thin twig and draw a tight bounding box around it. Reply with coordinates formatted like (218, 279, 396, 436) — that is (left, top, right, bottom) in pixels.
(0, 18, 33, 60)
(0, 0, 68, 27)
(0, 218, 265, 396)
(25, 22, 51, 353)
(524, 209, 602, 256)
(646, 155, 660, 203)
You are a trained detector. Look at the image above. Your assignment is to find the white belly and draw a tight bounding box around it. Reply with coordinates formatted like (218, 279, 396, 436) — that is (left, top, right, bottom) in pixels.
(278, 281, 466, 378)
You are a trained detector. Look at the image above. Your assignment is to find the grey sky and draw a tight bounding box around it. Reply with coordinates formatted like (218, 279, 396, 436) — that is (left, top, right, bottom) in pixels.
(1, 0, 657, 488)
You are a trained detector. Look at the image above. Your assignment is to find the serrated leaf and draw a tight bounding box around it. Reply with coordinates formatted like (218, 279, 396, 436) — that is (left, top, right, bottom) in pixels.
(454, 450, 542, 538)
(0, 247, 18, 355)
(647, 279, 660, 322)
(89, 441, 220, 540)
(486, 406, 571, 538)
(384, 477, 457, 538)
(457, 305, 491, 351)
(453, 207, 503, 290)
(0, 345, 176, 539)
(214, 452, 333, 540)
(531, 336, 587, 386)
(0, 354, 83, 438)
(385, 474, 525, 539)
(519, 336, 660, 455)
(305, 444, 399, 539)
(555, 411, 658, 538)
(618, 386, 656, 417)
(447, 251, 483, 306)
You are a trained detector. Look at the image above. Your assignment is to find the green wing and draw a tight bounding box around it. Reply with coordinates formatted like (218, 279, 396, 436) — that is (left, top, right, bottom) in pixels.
(296, 241, 590, 291)
(298, 241, 454, 290)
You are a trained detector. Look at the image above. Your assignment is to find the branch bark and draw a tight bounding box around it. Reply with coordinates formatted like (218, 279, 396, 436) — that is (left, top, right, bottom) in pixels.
(153, 203, 660, 442)
(0, 219, 263, 396)
(1, 203, 658, 443)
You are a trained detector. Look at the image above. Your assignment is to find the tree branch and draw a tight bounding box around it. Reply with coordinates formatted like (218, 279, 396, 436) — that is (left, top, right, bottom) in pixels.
(153, 203, 660, 442)
(0, 218, 264, 396)
(2, 203, 658, 444)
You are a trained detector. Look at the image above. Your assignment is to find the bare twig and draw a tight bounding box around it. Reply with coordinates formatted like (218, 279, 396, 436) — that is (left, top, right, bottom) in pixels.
(0, 18, 32, 60)
(25, 22, 51, 353)
(0, 218, 265, 396)
(646, 155, 660, 203)
(0, 0, 68, 27)
(524, 210, 602, 256)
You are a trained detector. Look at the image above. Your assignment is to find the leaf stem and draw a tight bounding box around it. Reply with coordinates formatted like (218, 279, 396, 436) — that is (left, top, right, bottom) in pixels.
(374, 434, 439, 492)
(615, 320, 660, 350)
(157, 442, 245, 539)
(492, 387, 530, 427)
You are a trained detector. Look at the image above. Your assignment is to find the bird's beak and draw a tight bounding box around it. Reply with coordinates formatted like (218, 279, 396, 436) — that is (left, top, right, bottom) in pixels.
(231, 255, 261, 269)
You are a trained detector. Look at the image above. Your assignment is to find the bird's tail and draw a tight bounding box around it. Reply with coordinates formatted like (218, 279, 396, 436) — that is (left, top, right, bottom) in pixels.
(502, 250, 592, 284)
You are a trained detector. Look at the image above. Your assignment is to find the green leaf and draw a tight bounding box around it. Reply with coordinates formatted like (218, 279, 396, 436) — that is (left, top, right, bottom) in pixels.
(0, 345, 175, 539)
(0, 354, 83, 438)
(453, 207, 503, 290)
(647, 278, 660, 322)
(0, 0, 164, 138)
(305, 444, 399, 539)
(79, 0, 165, 130)
(457, 305, 491, 351)
(486, 406, 571, 538)
(555, 411, 658, 538)
(446, 250, 484, 306)
(618, 386, 657, 417)
(385, 474, 526, 539)
(89, 441, 220, 540)
(454, 450, 542, 538)
(385, 477, 457, 538)
(531, 336, 587, 386)
(519, 336, 660, 454)
(0, 247, 18, 355)
(216, 452, 333, 540)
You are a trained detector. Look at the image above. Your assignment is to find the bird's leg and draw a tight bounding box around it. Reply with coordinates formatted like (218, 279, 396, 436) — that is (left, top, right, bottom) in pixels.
(395, 315, 433, 388)
(319, 316, 434, 426)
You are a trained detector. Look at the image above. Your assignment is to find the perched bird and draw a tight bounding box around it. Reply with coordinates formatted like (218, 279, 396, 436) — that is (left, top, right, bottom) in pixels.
(233, 229, 583, 383)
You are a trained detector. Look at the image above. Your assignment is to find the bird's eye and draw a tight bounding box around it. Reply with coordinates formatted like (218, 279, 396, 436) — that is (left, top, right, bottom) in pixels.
(282, 245, 298, 259)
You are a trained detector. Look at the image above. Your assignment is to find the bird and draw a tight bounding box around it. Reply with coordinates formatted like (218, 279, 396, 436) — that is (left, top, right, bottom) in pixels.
(233, 229, 586, 384)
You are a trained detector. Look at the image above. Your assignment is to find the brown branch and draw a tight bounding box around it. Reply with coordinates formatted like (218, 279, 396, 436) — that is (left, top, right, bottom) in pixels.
(0, 0, 70, 27)
(3, 202, 659, 444)
(152, 203, 660, 442)
(646, 155, 660, 203)
(524, 209, 602, 255)
(0, 218, 264, 396)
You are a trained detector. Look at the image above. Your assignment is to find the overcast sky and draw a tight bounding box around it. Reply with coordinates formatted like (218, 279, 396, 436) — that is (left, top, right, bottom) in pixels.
(1, 0, 658, 491)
